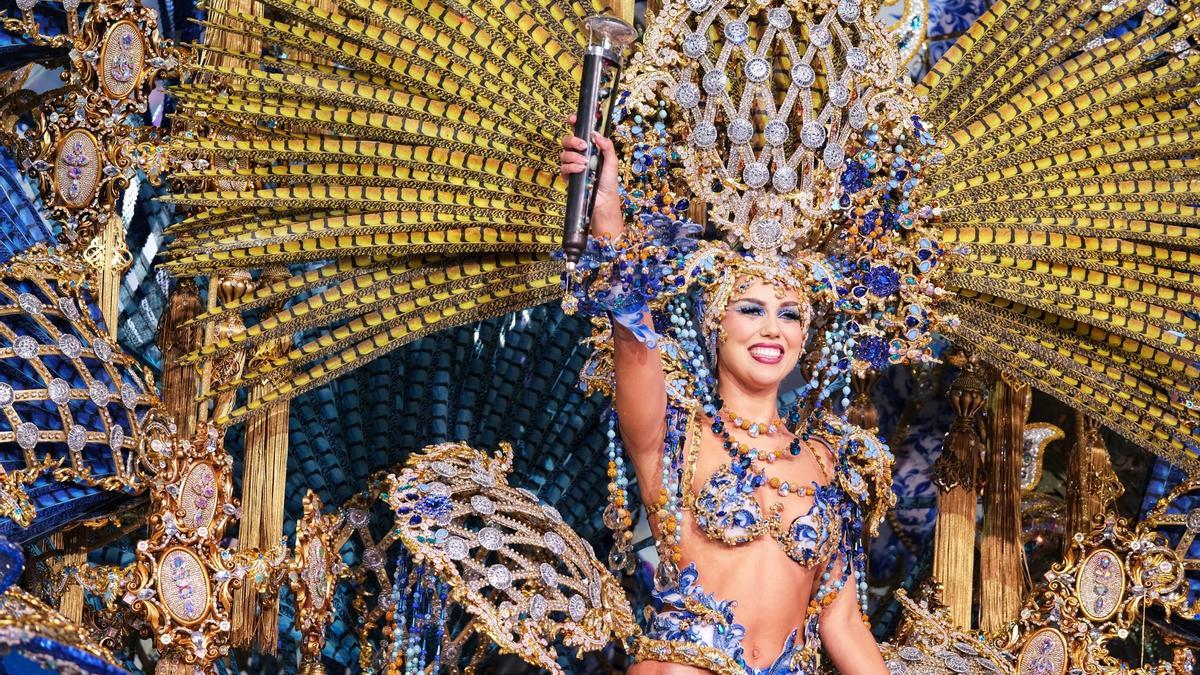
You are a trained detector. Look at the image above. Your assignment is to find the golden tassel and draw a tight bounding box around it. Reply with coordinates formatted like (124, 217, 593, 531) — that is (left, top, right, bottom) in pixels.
(931, 353, 986, 628)
(206, 271, 252, 425)
(979, 374, 1030, 634)
(157, 280, 203, 439)
(1065, 411, 1123, 550)
(298, 658, 326, 675)
(57, 528, 86, 623)
(846, 371, 880, 432)
(231, 268, 292, 651)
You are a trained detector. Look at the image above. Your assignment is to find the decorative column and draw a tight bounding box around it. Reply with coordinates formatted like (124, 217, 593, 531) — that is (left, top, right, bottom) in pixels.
(931, 354, 986, 628)
(979, 374, 1030, 633)
(232, 266, 293, 651)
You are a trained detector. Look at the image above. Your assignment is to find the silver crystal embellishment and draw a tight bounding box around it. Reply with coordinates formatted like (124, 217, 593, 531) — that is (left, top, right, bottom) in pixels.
(14, 336, 38, 359)
(692, 122, 718, 149)
(764, 120, 788, 146)
(471, 494, 496, 515)
(801, 122, 826, 149)
(16, 422, 38, 449)
(847, 47, 868, 72)
(92, 339, 113, 363)
(543, 531, 566, 555)
(743, 162, 770, 189)
(444, 536, 469, 560)
(67, 424, 87, 452)
(703, 70, 727, 95)
(568, 594, 587, 621)
(772, 167, 798, 192)
(724, 20, 749, 45)
(17, 293, 43, 315)
(89, 381, 110, 407)
(811, 25, 832, 48)
(48, 378, 70, 405)
(58, 334, 82, 359)
(487, 564, 512, 589)
(683, 32, 707, 59)
(750, 219, 784, 249)
(529, 593, 547, 619)
(838, 0, 860, 22)
(477, 527, 504, 550)
(744, 57, 770, 83)
(430, 460, 457, 477)
(767, 8, 791, 29)
(58, 297, 80, 320)
(829, 82, 850, 108)
(792, 63, 815, 87)
(728, 119, 754, 144)
(675, 82, 700, 109)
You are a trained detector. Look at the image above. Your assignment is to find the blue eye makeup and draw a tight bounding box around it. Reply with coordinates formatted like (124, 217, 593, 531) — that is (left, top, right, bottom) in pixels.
(779, 309, 803, 321)
(735, 304, 765, 317)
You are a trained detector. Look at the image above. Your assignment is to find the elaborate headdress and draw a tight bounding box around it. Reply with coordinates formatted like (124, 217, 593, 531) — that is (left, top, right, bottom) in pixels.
(571, 0, 947, 413)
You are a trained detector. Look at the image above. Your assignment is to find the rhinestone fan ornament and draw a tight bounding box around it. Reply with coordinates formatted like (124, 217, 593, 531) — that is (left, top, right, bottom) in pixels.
(622, 0, 916, 256)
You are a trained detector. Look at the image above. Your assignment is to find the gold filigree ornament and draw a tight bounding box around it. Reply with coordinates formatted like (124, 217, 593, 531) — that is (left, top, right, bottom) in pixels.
(291, 490, 346, 674)
(0, 0, 181, 250)
(0, 248, 158, 529)
(122, 423, 288, 673)
(885, 583, 1014, 674)
(1140, 479, 1200, 620)
(0, 586, 125, 674)
(620, 0, 919, 256)
(889, 488, 1198, 674)
(376, 441, 638, 674)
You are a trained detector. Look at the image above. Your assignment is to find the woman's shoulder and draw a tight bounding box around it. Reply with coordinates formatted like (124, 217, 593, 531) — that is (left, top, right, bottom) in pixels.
(804, 410, 895, 537)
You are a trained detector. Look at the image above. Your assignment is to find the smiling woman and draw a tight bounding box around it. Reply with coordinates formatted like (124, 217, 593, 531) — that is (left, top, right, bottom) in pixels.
(562, 119, 896, 672)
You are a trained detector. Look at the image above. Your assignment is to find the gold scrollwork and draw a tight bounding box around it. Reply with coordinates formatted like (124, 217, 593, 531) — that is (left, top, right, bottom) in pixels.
(291, 491, 344, 671)
(122, 424, 287, 672)
(0, 0, 181, 251)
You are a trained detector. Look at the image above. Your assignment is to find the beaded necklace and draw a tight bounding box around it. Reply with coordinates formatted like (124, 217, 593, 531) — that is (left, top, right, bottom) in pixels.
(710, 407, 832, 498)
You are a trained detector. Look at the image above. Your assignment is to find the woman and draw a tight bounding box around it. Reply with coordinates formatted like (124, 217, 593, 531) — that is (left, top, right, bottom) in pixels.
(561, 119, 891, 674)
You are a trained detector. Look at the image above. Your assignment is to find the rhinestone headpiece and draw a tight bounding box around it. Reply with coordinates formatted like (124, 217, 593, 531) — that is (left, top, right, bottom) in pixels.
(623, 0, 914, 256)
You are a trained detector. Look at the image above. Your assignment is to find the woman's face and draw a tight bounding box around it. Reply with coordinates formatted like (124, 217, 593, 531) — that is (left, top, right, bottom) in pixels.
(716, 279, 810, 391)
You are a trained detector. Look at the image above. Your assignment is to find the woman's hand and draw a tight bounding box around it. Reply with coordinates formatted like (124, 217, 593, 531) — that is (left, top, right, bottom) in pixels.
(559, 114, 623, 240)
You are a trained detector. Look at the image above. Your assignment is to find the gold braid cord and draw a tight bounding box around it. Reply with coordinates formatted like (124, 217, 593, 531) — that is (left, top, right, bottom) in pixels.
(164, 0, 608, 423)
(918, 0, 1200, 473)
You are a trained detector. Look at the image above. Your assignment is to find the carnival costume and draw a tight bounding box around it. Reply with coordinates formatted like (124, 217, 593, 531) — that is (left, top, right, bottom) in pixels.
(162, 0, 1200, 671)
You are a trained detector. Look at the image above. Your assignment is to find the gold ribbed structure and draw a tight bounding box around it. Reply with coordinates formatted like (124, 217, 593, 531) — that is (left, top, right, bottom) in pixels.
(232, 267, 293, 651)
(1065, 411, 1124, 550)
(157, 280, 203, 438)
(932, 355, 987, 628)
(979, 377, 1030, 634)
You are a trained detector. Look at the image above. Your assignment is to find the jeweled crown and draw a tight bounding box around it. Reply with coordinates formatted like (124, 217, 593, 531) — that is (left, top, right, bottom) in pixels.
(622, 0, 917, 256)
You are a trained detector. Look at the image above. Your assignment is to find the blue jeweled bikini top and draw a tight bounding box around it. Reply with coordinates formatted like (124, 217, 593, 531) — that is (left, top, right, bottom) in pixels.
(686, 413, 852, 568)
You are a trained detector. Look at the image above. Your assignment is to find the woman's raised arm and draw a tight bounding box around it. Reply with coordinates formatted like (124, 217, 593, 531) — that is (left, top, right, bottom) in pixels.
(560, 119, 669, 460)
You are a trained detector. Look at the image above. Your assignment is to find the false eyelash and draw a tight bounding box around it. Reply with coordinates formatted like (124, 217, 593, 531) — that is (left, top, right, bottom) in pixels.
(735, 305, 765, 316)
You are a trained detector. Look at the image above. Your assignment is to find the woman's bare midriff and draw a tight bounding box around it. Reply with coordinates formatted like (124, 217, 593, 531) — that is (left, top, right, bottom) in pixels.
(628, 422, 833, 672)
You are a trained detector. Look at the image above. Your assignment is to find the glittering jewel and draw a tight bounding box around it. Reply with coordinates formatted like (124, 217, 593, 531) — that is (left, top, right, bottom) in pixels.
(721, 409, 785, 438)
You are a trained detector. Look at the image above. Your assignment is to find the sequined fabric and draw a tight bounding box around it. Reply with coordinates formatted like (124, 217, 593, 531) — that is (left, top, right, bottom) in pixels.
(642, 563, 819, 674)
